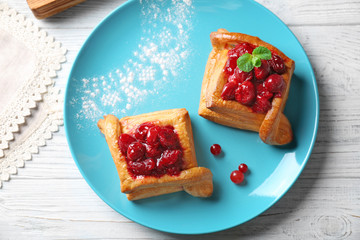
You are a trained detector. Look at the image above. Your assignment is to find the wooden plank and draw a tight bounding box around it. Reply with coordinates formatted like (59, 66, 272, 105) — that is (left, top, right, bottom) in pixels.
(26, 0, 86, 19)
(1, 173, 359, 239)
(6, 0, 360, 27)
(256, 0, 360, 25)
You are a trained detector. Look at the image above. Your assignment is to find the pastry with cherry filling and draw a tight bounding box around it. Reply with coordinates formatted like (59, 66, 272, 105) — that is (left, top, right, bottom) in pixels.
(199, 29, 295, 145)
(97, 108, 213, 200)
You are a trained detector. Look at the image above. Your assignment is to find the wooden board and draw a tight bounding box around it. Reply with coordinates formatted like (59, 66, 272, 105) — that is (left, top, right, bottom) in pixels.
(26, 0, 86, 19)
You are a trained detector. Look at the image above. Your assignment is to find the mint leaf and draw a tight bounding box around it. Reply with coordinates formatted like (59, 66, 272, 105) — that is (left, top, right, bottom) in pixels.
(252, 46, 272, 60)
(252, 56, 261, 67)
(237, 53, 254, 72)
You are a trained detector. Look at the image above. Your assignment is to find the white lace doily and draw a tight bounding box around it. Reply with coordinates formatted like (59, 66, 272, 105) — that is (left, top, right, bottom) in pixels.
(0, 3, 66, 188)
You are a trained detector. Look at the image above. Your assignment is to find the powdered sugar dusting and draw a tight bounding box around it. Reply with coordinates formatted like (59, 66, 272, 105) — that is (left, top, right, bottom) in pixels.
(70, 0, 194, 130)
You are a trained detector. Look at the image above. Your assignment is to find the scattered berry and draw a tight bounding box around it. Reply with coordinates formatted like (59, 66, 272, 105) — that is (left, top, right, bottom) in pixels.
(230, 170, 244, 184)
(210, 144, 222, 155)
(238, 163, 248, 173)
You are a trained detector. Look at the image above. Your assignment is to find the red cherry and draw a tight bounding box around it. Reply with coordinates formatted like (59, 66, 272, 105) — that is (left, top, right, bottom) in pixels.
(270, 54, 286, 74)
(230, 170, 244, 184)
(228, 67, 254, 85)
(223, 55, 239, 77)
(228, 72, 238, 84)
(224, 43, 255, 77)
(238, 163, 248, 173)
(230, 42, 254, 56)
(252, 94, 272, 113)
(164, 125, 175, 131)
(221, 81, 237, 100)
(145, 143, 162, 158)
(127, 142, 145, 161)
(210, 144, 221, 155)
(118, 133, 136, 155)
(237, 69, 254, 83)
(127, 161, 143, 175)
(143, 158, 156, 171)
(135, 122, 154, 141)
(146, 126, 160, 145)
(167, 165, 181, 176)
(235, 81, 256, 106)
(158, 127, 179, 148)
(157, 150, 182, 168)
(128, 158, 155, 175)
(259, 89, 274, 100)
(255, 81, 266, 95)
(254, 59, 270, 80)
(274, 92, 282, 98)
(264, 74, 285, 93)
(119, 123, 185, 178)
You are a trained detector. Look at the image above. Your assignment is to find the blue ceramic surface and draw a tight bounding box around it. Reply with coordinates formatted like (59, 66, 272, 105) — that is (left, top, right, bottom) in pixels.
(64, 0, 319, 234)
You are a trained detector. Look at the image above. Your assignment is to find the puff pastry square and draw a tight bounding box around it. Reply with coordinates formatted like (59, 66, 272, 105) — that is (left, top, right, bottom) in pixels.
(97, 108, 213, 201)
(199, 29, 295, 145)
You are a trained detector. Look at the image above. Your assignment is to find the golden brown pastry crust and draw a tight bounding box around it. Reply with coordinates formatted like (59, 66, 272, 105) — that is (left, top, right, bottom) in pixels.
(97, 108, 213, 200)
(199, 29, 295, 145)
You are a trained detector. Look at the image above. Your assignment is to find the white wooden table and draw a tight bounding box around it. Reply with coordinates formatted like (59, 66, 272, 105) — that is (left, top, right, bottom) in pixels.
(1, 0, 359, 239)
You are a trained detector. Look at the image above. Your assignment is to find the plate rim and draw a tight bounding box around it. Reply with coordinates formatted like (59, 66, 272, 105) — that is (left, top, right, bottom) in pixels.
(64, 0, 319, 234)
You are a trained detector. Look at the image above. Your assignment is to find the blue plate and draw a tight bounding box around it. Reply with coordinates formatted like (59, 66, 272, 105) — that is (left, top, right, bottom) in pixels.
(64, 0, 319, 234)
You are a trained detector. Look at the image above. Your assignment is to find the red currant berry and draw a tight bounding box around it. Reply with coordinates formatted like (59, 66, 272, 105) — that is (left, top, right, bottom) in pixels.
(238, 163, 248, 173)
(230, 170, 244, 184)
(210, 144, 221, 155)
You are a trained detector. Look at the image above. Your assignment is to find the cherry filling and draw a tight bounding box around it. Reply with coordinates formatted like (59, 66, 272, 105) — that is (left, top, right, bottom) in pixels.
(222, 43, 286, 113)
(118, 122, 184, 178)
